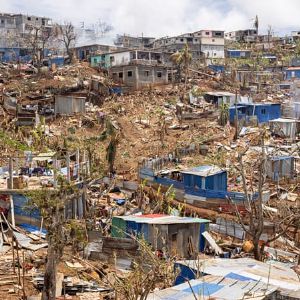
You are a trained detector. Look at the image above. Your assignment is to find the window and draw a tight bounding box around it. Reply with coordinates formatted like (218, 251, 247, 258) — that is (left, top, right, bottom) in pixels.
(110, 56, 115, 62)
(118, 72, 123, 78)
(27, 17, 31, 21)
(157, 71, 162, 78)
(194, 39, 198, 42)
(0, 20, 4, 24)
(180, 38, 184, 42)
(36, 17, 39, 20)
(212, 39, 215, 42)
(144, 70, 149, 77)
(93, 58, 97, 63)
(127, 71, 133, 77)
(214, 32, 222, 36)
(205, 31, 209, 35)
(261, 108, 266, 115)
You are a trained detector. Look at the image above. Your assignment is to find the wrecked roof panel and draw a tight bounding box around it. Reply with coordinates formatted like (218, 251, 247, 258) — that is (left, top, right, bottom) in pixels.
(176, 258, 300, 291)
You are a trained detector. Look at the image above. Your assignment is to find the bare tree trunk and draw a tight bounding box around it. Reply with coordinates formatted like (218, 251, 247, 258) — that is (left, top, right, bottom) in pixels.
(42, 242, 57, 300)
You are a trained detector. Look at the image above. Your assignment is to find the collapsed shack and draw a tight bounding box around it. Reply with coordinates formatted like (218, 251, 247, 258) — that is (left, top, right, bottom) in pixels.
(269, 118, 300, 140)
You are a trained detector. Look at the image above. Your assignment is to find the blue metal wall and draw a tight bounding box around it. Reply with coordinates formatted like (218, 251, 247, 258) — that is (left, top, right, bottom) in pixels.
(286, 69, 300, 79)
(208, 65, 225, 73)
(205, 172, 227, 191)
(183, 172, 227, 191)
(227, 50, 251, 58)
(229, 104, 281, 124)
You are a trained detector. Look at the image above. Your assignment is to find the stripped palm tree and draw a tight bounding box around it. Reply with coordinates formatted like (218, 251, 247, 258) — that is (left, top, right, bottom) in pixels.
(99, 118, 120, 174)
(219, 102, 230, 126)
(170, 43, 192, 97)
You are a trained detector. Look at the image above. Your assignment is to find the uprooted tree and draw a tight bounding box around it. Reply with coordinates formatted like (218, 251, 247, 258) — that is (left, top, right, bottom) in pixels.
(231, 128, 300, 261)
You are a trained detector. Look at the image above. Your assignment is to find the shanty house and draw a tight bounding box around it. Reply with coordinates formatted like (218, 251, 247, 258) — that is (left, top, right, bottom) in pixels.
(181, 166, 227, 191)
(111, 214, 210, 258)
(55, 95, 86, 116)
(204, 91, 236, 107)
(229, 103, 281, 124)
(269, 118, 300, 139)
(266, 156, 295, 181)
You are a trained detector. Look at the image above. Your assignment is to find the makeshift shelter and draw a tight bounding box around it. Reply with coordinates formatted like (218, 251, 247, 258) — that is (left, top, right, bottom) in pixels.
(229, 103, 281, 124)
(55, 95, 86, 116)
(181, 165, 227, 191)
(111, 214, 210, 258)
(266, 156, 295, 181)
(269, 118, 300, 139)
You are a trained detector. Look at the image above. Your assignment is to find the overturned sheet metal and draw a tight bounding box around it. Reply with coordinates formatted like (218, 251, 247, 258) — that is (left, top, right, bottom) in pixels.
(13, 231, 48, 251)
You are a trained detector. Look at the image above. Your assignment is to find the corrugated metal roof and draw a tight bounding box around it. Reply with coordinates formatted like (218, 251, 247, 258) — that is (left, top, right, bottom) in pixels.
(148, 274, 277, 300)
(181, 165, 224, 177)
(205, 91, 235, 97)
(114, 215, 210, 225)
(176, 258, 300, 292)
(269, 118, 299, 123)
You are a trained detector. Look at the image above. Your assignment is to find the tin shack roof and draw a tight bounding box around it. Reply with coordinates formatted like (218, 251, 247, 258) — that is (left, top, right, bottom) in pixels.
(176, 258, 300, 292)
(269, 118, 299, 123)
(204, 91, 235, 97)
(114, 214, 210, 225)
(181, 165, 224, 177)
(148, 274, 277, 300)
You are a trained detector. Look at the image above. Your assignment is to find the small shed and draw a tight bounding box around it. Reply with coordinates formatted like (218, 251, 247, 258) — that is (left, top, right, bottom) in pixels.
(55, 95, 86, 116)
(111, 214, 210, 258)
(269, 118, 300, 139)
(181, 165, 227, 191)
(266, 156, 295, 181)
(229, 103, 281, 124)
(204, 91, 236, 107)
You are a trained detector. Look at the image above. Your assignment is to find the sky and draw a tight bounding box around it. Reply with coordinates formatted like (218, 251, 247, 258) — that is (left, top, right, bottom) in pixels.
(0, 0, 300, 40)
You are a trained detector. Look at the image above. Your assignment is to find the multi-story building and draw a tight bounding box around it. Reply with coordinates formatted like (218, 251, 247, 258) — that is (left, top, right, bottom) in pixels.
(225, 29, 257, 43)
(149, 30, 225, 60)
(91, 49, 168, 90)
(194, 30, 225, 58)
(114, 34, 155, 49)
(0, 12, 52, 61)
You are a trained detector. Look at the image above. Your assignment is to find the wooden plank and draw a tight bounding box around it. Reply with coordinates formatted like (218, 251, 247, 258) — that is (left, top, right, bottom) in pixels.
(202, 231, 223, 255)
